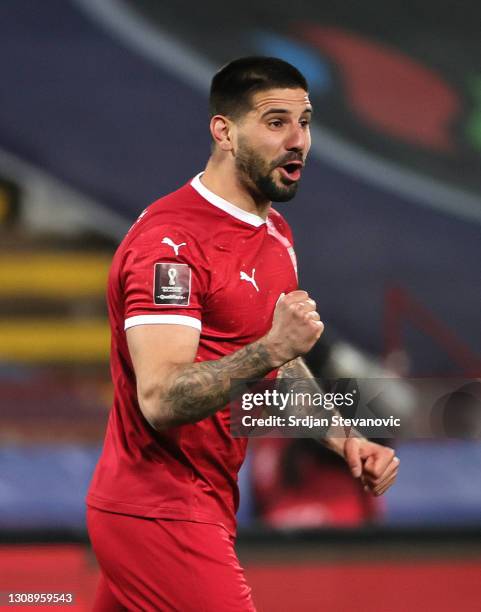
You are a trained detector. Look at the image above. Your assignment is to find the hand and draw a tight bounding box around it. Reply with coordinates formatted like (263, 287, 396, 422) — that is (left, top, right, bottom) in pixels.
(343, 438, 400, 496)
(264, 290, 324, 366)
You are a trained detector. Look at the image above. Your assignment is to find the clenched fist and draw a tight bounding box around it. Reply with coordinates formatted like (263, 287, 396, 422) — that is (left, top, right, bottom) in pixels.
(343, 438, 400, 496)
(264, 290, 324, 367)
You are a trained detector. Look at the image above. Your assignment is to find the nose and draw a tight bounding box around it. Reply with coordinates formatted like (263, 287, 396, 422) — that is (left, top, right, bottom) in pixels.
(285, 123, 308, 153)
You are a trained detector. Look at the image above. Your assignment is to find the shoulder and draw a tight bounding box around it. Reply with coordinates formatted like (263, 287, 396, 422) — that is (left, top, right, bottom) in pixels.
(268, 206, 291, 228)
(267, 207, 294, 241)
(121, 182, 212, 253)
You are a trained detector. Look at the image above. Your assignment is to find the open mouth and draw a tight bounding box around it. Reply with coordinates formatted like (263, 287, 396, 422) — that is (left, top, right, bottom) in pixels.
(278, 161, 303, 182)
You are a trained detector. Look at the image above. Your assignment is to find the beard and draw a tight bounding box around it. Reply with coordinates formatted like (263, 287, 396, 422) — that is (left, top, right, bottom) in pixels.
(234, 137, 301, 203)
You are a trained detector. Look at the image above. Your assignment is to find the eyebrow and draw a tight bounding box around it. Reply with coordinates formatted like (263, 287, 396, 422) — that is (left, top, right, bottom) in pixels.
(260, 107, 313, 118)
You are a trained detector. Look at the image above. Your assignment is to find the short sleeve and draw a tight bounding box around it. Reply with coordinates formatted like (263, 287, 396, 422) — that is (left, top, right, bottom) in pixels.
(121, 225, 209, 332)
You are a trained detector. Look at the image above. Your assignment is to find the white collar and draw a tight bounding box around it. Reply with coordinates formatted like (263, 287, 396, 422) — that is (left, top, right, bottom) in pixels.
(191, 173, 266, 228)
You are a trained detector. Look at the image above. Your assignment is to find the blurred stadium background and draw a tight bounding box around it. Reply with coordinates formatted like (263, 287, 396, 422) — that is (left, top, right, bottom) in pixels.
(1, 1, 480, 610)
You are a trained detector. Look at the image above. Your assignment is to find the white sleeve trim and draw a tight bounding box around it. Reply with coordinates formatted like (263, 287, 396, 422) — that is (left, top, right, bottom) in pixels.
(124, 314, 201, 331)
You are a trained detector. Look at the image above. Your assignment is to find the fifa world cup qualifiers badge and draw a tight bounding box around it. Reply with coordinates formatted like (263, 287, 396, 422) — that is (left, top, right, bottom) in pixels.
(154, 262, 191, 305)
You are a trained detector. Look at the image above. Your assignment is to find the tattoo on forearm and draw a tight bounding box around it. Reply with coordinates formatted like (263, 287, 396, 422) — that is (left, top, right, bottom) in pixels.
(160, 340, 275, 427)
(277, 357, 361, 445)
(277, 357, 324, 417)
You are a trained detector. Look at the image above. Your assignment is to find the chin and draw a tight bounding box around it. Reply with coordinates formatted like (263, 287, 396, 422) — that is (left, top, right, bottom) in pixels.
(271, 185, 298, 202)
(269, 174, 298, 200)
(254, 172, 299, 203)
(272, 192, 297, 203)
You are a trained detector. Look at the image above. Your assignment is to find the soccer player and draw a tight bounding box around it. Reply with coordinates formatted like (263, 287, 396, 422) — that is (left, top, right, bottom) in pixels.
(87, 57, 399, 611)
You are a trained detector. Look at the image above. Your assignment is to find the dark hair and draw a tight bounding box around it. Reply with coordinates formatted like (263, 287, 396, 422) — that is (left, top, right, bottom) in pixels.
(209, 56, 308, 120)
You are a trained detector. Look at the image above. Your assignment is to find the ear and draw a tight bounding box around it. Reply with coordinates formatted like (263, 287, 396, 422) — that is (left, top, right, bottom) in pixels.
(210, 115, 234, 151)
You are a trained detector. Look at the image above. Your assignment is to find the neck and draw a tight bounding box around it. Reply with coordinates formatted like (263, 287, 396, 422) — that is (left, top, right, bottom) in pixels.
(201, 155, 271, 220)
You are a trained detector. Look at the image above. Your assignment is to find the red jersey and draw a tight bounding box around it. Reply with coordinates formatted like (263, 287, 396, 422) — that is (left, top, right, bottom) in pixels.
(87, 173, 298, 535)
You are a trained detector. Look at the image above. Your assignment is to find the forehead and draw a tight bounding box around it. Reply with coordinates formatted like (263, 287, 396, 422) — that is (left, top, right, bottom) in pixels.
(251, 88, 312, 114)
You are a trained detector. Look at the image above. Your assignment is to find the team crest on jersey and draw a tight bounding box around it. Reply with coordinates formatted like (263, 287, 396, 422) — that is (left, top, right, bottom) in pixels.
(154, 263, 191, 306)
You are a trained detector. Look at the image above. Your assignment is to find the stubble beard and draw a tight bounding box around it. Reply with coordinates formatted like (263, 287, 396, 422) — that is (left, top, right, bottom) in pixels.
(235, 137, 299, 203)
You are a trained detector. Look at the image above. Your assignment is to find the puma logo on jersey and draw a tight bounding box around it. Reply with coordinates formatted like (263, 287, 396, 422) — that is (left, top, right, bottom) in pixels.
(240, 268, 259, 292)
(161, 236, 186, 256)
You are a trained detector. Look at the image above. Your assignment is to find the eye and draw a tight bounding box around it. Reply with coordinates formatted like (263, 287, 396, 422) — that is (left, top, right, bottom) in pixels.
(268, 119, 284, 128)
(300, 118, 311, 128)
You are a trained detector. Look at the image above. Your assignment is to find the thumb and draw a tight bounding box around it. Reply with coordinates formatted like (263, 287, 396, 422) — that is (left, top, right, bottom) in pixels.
(344, 438, 362, 478)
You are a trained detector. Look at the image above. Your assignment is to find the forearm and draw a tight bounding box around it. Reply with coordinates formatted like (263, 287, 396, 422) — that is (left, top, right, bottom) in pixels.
(145, 337, 279, 430)
(277, 357, 364, 456)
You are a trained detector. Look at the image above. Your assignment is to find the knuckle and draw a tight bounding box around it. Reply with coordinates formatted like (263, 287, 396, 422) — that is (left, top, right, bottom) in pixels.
(292, 290, 308, 300)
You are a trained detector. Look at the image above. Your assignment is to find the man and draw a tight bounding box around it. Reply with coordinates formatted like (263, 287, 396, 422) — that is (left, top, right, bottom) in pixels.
(87, 56, 399, 611)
